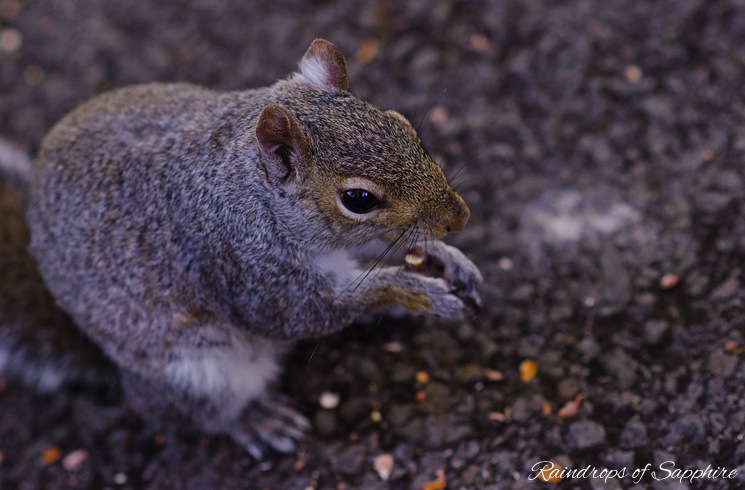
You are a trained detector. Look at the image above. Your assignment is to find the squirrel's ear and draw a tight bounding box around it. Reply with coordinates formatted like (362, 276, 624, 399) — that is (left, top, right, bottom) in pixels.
(256, 104, 310, 185)
(294, 39, 350, 93)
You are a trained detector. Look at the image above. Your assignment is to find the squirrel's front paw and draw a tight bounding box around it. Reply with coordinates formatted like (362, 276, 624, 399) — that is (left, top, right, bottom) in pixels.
(407, 241, 483, 311)
(423, 275, 468, 320)
(231, 394, 310, 459)
(384, 272, 466, 320)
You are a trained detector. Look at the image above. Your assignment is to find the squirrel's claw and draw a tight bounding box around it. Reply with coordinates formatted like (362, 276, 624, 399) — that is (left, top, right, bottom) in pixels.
(409, 241, 483, 314)
(232, 394, 310, 458)
(424, 276, 467, 320)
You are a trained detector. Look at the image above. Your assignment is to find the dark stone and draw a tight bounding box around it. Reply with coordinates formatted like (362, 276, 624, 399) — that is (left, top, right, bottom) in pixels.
(566, 420, 607, 451)
(619, 418, 648, 449)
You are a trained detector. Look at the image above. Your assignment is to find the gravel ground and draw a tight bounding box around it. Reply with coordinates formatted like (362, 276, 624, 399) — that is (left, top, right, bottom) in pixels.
(2, 1, 745, 489)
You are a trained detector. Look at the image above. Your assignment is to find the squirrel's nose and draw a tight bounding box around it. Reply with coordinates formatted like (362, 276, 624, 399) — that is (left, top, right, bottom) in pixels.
(428, 189, 470, 237)
(446, 191, 470, 232)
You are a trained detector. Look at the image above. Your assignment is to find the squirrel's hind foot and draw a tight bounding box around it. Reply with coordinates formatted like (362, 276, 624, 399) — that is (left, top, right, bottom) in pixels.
(232, 393, 310, 459)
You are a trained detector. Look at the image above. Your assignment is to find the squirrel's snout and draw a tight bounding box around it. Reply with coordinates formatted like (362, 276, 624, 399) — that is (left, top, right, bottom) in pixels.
(447, 191, 470, 232)
(428, 190, 470, 237)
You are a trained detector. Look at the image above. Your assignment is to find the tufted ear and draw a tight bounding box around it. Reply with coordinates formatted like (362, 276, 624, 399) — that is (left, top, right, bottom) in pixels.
(256, 104, 310, 185)
(293, 39, 350, 93)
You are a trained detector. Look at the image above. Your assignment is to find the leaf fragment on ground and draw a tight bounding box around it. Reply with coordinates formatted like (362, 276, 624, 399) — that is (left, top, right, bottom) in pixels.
(422, 469, 447, 490)
(558, 395, 584, 419)
(519, 359, 538, 382)
(536, 461, 563, 483)
(40, 445, 61, 465)
(355, 40, 379, 64)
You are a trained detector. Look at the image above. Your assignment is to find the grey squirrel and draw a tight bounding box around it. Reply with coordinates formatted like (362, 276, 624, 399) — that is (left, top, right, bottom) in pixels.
(0, 39, 482, 457)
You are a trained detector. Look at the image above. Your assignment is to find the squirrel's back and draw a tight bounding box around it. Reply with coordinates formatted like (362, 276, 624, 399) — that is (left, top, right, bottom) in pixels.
(26, 83, 278, 357)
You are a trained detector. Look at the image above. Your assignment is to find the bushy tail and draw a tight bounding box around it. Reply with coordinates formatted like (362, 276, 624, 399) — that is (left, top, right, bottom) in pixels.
(0, 138, 115, 392)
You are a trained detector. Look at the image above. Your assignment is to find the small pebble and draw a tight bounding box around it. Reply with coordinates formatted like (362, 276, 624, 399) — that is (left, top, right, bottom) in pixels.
(557, 378, 583, 400)
(643, 320, 669, 345)
(0, 28, 22, 53)
(659, 273, 679, 289)
(455, 363, 482, 383)
(415, 370, 430, 384)
(624, 64, 643, 83)
(666, 414, 705, 446)
(383, 341, 404, 353)
(497, 257, 513, 270)
(488, 411, 507, 422)
(619, 417, 648, 449)
(23, 64, 45, 85)
(428, 106, 448, 124)
(566, 420, 607, 450)
(469, 33, 489, 53)
(373, 453, 394, 481)
(604, 450, 635, 470)
(355, 40, 379, 64)
(62, 449, 88, 471)
(313, 410, 337, 437)
(707, 350, 738, 377)
(319, 391, 340, 409)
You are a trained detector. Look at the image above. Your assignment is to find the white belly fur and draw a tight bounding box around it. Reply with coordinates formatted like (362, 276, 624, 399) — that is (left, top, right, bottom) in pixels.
(165, 332, 281, 419)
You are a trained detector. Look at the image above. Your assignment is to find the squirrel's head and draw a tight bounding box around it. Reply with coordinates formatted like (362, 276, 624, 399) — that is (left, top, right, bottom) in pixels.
(256, 39, 469, 249)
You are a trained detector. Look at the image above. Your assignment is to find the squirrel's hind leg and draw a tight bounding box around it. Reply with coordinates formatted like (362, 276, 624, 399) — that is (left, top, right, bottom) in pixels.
(119, 334, 308, 458)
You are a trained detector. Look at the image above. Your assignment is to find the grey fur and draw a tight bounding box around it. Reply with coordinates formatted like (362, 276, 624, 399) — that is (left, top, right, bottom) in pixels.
(0, 138, 114, 391)
(3, 39, 481, 455)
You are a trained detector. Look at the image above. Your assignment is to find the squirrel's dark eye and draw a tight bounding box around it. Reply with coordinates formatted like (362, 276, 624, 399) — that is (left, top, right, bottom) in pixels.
(341, 188, 380, 214)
